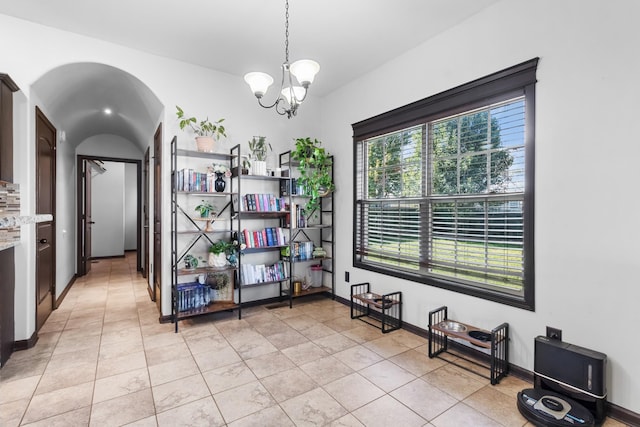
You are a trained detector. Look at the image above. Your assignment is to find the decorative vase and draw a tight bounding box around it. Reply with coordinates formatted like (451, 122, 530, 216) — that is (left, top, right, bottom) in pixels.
(196, 136, 215, 153)
(208, 252, 227, 268)
(214, 172, 226, 192)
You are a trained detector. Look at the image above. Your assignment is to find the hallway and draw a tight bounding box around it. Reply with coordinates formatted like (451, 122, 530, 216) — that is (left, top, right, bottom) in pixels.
(0, 254, 626, 426)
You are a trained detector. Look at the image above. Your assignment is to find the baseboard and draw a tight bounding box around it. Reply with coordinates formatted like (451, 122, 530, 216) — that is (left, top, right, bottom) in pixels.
(55, 274, 77, 309)
(13, 331, 38, 351)
(607, 402, 640, 426)
(90, 254, 126, 260)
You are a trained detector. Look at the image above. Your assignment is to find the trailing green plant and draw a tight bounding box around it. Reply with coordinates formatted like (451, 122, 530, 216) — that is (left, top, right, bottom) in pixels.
(176, 106, 226, 138)
(206, 272, 229, 290)
(194, 200, 215, 218)
(248, 136, 272, 161)
(208, 239, 241, 255)
(291, 137, 335, 214)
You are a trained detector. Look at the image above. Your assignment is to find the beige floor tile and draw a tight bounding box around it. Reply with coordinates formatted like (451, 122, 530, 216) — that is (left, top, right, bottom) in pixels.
(144, 341, 191, 367)
(431, 402, 502, 427)
(359, 359, 417, 392)
(22, 381, 94, 424)
(389, 348, 447, 376)
(245, 317, 288, 337)
(156, 396, 224, 427)
(313, 333, 357, 354)
(46, 346, 99, 371)
(148, 356, 199, 386)
(90, 388, 155, 427)
(464, 386, 528, 427)
(362, 335, 411, 358)
(282, 341, 329, 365)
(328, 413, 366, 427)
(122, 414, 158, 426)
(351, 395, 426, 427)
(299, 355, 354, 386)
(0, 398, 30, 427)
(183, 333, 228, 355)
(245, 350, 295, 379)
(333, 345, 384, 371)
(265, 327, 309, 350)
(324, 372, 385, 411)
(52, 334, 101, 356)
(100, 326, 143, 347)
(390, 378, 458, 421)
(491, 374, 532, 399)
(202, 361, 257, 394)
(228, 404, 295, 427)
(423, 364, 486, 400)
(97, 350, 147, 379)
(0, 375, 40, 404)
(213, 380, 276, 423)
(99, 338, 144, 360)
(151, 374, 211, 413)
(299, 323, 337, 340)
(21, 406, 91, 427)
(284, 314, 318, 331)
(0, 357, 48, 383)
(341, 325, 386, 344)
(324, 316, 361, 333)
(93, 367, 150, 403)
(260, 367, 318, 402)
(280, 387, 348, 426)
(386, 329, 426, 348)
(193, 344, 241, 372)
(228, 333, 279, 360)
(35, 361, 96, 395)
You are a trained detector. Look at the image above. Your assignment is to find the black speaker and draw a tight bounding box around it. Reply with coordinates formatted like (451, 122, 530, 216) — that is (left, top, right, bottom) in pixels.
(534, 336, 607, 424)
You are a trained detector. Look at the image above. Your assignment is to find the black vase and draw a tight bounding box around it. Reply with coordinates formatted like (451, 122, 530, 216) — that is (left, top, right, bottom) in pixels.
(214, 173, 226, 192)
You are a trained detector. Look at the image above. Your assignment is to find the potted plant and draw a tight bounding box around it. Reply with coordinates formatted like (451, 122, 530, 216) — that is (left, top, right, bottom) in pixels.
(248, 136, 272, 175)
(205, 272, 231, 301)
(208, 238, 244, 268)
(195, 200, 215, 218)
(176, 105, 226, 152)
(291, 137, 335, 214)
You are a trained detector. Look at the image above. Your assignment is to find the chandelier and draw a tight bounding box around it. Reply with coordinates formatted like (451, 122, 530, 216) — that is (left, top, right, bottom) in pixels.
(244, 0, 320, 118)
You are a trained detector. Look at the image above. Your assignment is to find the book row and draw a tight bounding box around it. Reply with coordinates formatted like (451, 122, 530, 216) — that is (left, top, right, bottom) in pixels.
(240, 227, 287, 248)
(175, 169, 219, 193)
(241, 261, 289, 285)
(281, 241, 315, 261)
(176, 282, 211, 312)
(241, 193, 287, 212)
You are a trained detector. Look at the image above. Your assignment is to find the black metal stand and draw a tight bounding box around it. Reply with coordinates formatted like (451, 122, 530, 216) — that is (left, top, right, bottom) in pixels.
(350, 282, 402, 333)
(428, 305, 509, 385)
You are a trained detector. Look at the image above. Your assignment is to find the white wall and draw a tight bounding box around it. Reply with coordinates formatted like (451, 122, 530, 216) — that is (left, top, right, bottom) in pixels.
(124, 163, 137, 251)
(90, 162, 125, 257)
(0, 14, 321, 340)
(321, 0, 640, 413)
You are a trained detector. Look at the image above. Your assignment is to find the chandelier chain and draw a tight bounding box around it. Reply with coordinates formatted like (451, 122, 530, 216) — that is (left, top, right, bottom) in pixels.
(284, 0, 290, 63)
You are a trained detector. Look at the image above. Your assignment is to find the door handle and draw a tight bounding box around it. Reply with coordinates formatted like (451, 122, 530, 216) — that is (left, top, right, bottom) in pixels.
(89, 221, 96, 224)
(39, 238, 48, 244)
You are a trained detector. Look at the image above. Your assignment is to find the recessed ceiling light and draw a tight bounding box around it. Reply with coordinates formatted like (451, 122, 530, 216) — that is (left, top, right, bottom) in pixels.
(103, 108, 112, 115)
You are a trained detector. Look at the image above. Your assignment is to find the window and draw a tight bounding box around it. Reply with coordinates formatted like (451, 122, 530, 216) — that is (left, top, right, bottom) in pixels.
(353, 59, 537, 310)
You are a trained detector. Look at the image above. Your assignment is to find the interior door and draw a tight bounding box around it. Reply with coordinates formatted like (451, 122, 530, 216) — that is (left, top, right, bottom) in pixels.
(83, 160, 93, 274)
(35, 107, 56, 330)
(143, 147, 149, 281)
(153, 124, 162, 310)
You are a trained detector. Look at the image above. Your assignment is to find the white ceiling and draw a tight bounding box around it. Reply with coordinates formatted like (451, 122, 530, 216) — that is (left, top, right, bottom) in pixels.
(1, 0, 499, 148)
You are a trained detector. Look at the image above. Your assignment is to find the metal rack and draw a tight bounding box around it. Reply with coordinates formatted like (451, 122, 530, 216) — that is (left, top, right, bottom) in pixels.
(428, 305, 509, 385)
(350, 282, 402, 333)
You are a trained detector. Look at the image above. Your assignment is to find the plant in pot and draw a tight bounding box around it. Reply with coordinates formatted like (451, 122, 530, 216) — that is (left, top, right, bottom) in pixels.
(291, 137, 335, 214)
(195, 200, 215, 218)
(208, 239, 243, 268)
(248, 136, 272, 176)
(205, 272, 230, 301)
(176, 105, 226, 153)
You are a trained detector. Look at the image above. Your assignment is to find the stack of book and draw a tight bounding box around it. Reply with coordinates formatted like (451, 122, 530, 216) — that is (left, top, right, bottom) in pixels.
(281, 241, 314, 261)
(176, 169, 216, 192)
(241, 193, 287, 212)
(176, 282, 211, 312)
(241, 261, 288, 285)
(241, 227, 286, 248)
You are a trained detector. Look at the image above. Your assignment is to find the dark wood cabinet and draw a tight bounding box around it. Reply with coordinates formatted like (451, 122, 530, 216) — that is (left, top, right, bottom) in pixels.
(0, 73, 19, 367)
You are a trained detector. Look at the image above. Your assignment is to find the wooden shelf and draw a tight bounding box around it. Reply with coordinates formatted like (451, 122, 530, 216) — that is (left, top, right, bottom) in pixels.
(176, 265, 236, 276)
(176, 149, 237, 161)
(175, 301, 239, 320)
(283, 285, 331, 298)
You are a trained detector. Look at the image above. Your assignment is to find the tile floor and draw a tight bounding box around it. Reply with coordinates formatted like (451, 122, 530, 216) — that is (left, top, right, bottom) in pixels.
(0, 254, 629, 426)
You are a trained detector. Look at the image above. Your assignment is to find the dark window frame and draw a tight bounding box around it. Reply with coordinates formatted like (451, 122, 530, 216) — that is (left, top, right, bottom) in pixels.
(352, 58, 538, 310)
